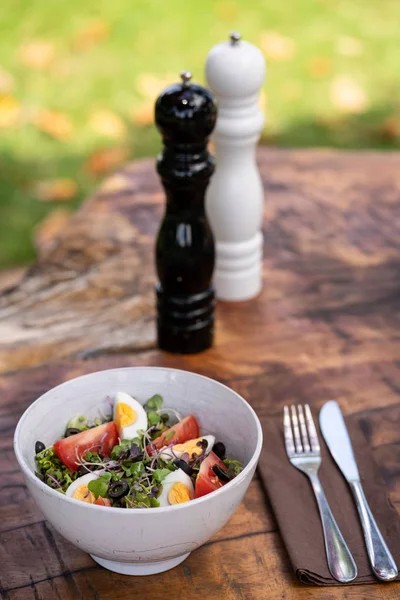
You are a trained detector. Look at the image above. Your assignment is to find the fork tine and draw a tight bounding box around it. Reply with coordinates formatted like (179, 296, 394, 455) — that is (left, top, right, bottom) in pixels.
(305, 404, 320, 453)
(298, 405, 311, 452)
(290, 405, 302, 453)
(283, 406, 295, 456)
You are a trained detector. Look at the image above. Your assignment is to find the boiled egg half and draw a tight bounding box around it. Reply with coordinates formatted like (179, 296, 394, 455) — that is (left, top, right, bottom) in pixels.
(66, 472, 98, 503)
(157, 469, 194, 507)
(160, 435, 215, 461)
(113, 391, 148, 440)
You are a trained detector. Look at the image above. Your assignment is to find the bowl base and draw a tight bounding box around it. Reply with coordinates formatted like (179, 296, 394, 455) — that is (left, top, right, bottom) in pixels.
(90, 552, 191, 575)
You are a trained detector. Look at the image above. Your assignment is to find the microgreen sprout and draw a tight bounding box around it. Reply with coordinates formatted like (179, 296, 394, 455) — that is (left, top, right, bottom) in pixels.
(88, 473, 111, 498)
(155, 407, 183, 422)
(223, 459, 243, 477)
(165, 429, 176, 442)
(46, 473, 63, 489)
(144, 394, 163, 411)
(64, 411, 111, 437)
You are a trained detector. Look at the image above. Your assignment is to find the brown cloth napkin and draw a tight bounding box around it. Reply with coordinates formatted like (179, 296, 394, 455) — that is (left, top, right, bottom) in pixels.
(258, 409, 400, 585)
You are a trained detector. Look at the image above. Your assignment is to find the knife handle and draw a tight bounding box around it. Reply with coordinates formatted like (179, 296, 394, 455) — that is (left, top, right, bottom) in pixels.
(349, 480, 398, 581)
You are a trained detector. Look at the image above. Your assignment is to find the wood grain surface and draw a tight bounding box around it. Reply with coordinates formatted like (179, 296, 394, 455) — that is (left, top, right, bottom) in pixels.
(1, 147, 400, 599)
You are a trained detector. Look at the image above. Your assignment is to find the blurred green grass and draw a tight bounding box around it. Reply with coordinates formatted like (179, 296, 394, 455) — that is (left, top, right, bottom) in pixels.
(0, 0, 399, 267)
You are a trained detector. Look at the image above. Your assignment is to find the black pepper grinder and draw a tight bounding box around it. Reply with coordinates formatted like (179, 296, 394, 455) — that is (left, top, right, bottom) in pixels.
(155, 71, 217, 354)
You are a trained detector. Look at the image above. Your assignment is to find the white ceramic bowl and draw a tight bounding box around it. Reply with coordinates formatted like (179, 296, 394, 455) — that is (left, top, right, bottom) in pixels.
(14, 367, 262, 575)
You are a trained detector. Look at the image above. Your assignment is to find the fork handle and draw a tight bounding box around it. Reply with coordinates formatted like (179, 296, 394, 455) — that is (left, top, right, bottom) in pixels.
(308, 473, 357, 582)
(349, 480, 398, 581)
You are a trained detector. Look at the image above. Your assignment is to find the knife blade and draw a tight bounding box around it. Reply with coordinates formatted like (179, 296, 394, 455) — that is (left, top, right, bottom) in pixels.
(320, 400, 398, 582)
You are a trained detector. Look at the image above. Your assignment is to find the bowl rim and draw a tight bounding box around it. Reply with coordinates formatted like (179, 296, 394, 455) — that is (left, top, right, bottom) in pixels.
(14, 366, 263, 514)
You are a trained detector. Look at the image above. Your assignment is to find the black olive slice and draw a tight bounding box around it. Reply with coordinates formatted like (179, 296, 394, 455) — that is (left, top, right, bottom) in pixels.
(35, 441, 45, 454)
(212, 464, 231, 483)
(212, 442, 226, 460)
(173, 458, 194, 477)
(65, 428, 81, 437)
(108, 480, 129, 499)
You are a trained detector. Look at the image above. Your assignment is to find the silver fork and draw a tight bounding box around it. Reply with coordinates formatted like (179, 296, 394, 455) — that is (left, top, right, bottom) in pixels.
(284, 404, 357, 583)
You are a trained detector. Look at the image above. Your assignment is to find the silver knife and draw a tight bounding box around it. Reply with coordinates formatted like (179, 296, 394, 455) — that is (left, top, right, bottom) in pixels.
(320, 401, 398, 581)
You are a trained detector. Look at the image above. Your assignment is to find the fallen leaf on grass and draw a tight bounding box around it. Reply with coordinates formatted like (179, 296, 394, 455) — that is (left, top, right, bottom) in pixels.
(0, 67, 14, 93)
(34, 208, 72, 251)
(85, 146, 130, 176)
(307, 57, 332, 79)
(260, 31, 295, 61)
(51, 59, 73, 80)
(72, 19, 110, 50)
(98, 173, 129, 194)
(336, 36, 363, 57)
(89, 109, 126, 139)
(18, 40, 55, 70)
(34, 110, 74, 140)
(137, 73, 176, 99)
(379, 116, 400, 141)
(33, 178, 78, 202)
(330, 75, 367, 113)
(0, 95, 20, 128)
(131, 101, 154, 126)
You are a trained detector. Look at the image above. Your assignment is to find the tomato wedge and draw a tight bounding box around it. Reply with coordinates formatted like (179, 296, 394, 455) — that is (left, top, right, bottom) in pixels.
(54, 422, 118, 471)
(148, 415, 199, 454)
(94, 497, 112, 507)
(195, 451, 230, 499)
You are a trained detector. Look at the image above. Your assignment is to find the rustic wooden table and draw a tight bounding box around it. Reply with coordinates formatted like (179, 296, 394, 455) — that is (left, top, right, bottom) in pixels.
(1, 148, 400, 599)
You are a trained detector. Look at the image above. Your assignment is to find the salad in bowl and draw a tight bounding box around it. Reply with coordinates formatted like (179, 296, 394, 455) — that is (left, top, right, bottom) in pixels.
(35, 391, 243, 508)
(14, 367, 262, 575)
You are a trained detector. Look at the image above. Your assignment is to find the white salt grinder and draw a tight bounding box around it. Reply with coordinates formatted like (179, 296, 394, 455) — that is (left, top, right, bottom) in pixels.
(205, 32, 266, 301)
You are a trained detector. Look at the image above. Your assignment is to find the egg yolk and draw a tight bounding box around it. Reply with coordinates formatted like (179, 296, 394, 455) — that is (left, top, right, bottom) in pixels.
(168, 482, 192, 505)
(115, 402, 137, 429)
(72, 485, 96, 503)
(173, 437, 204, 457)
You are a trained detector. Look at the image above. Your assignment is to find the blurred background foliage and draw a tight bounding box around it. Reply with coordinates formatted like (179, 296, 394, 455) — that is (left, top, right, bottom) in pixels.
(0, 0, 399, 267)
